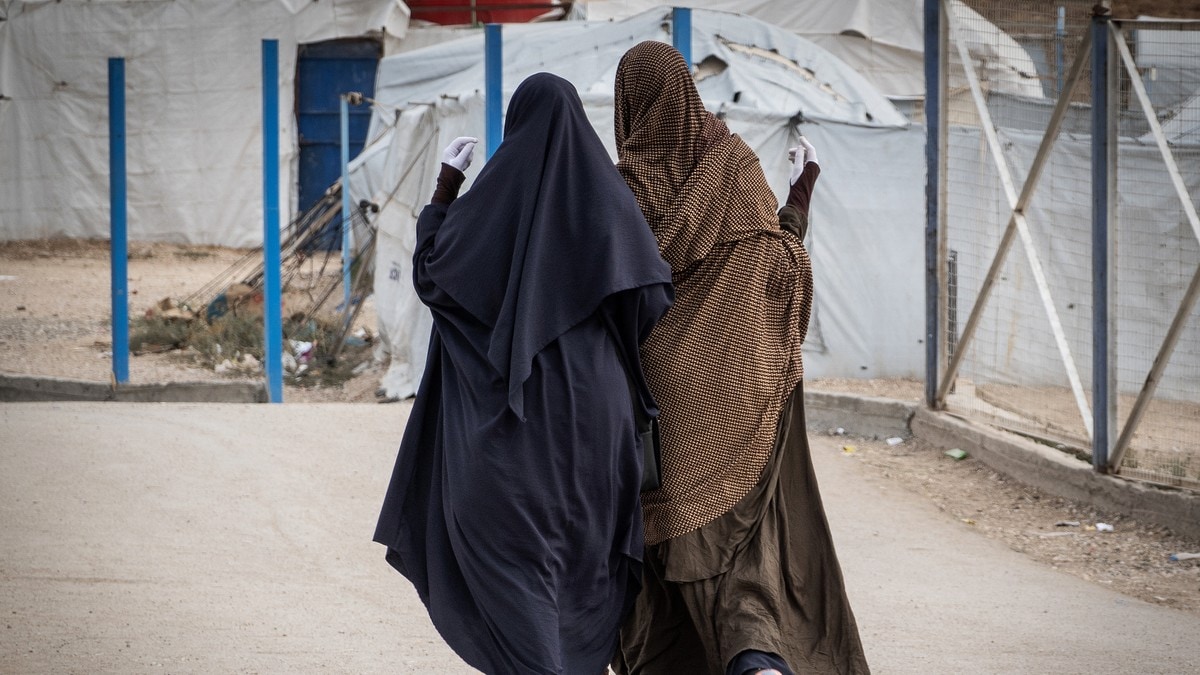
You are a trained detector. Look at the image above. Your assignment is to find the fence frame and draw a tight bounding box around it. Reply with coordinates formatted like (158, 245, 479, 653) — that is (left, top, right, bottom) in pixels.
(928, 2, 1200, 483)
(1105, 19, 1200, 472)
(931, 0, 1095, 436)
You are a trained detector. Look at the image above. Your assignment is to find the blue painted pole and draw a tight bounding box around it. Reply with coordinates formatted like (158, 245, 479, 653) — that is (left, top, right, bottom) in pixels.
(340, 95, 352, 313)
(672, 7, 692, 70)
(262, 39, 283, 404)
(108, 58, 129, 385)
(1056, 6, 1067, 96)
(485, 24, 503, 159)
(924, 0, 940, 408)
(1090, 11, 1110, 470)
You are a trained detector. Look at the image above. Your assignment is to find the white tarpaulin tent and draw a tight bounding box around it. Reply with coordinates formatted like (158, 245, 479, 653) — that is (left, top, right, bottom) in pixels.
(568, 0, 1044, 101)
(0, 0, 410, 246)
(349, 7, 927, 399)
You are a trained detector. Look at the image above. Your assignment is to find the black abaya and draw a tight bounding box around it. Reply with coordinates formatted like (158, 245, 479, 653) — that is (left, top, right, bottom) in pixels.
(373, 73, 673, 674)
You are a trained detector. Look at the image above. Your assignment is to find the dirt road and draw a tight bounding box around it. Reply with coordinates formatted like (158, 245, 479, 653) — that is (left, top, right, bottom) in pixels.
(2, 402, 1197, 674)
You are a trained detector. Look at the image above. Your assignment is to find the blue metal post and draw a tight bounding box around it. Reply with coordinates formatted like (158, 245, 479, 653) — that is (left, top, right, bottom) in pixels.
(1090, 11, 1110, 470)
(485, 24, 503, 159)
(672, 7, 692, 70)
(924, 0, 941, 408)
(1056, 7, 1067, 95)
(108, 58, 129, 385)
(340, 95, 352, 312)
(262, 39, 283, 404)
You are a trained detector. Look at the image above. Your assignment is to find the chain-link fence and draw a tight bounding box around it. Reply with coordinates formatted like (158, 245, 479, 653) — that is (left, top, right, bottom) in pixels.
(933, 1, 1200, 489)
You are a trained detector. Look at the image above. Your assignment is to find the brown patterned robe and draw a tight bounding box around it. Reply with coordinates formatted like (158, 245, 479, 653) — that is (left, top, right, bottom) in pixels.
(612, 40, 870, 675)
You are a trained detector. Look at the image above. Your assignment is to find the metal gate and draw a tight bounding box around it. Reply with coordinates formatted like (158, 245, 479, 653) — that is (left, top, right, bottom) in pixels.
(928, 1, 1200, 489)
(296, 38, 381, 227)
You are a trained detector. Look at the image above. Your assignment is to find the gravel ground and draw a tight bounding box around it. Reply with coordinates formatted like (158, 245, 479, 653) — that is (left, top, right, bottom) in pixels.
(0, 238, 382, 403)
(3, 239, 1198, 616)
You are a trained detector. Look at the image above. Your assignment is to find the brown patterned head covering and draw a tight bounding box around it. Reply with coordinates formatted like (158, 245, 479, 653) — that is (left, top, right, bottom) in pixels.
(615, 40, 814, 545)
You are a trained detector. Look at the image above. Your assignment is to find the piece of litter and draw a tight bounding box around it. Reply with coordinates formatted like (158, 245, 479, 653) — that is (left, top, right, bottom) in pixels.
(961, 518, 976, 526)
(841, 445, 857, 454)
(835, 427, 846, 435)
(289, 340, 314, 358)
(0, 275, 17, 282)
(1028, 531, 1076, 538)
(886, 437, 904, 446)
(1095, 523, 1114, 532)
(1169, 552, 1200, 562)
(944, 448, 968, 460)
(1055, 520, 1080, 527)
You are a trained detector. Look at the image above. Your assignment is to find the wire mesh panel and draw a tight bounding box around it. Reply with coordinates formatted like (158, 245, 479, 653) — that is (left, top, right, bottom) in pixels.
(1111, 19, 1200, 488)
(940, 2, 1200, 489)
(941, 1, 1098, 450)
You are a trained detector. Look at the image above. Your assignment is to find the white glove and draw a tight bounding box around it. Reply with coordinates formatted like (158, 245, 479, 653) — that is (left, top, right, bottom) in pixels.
(442, 136, 478, 172)
(787, 136, 818, 186)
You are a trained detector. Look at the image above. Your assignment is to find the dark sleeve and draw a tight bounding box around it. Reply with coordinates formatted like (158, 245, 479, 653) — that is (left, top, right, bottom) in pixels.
(431, 163, 466, 205)
(411, 202, 485, 341)
(778, 161, 820, 240)
(414, 164, 464, 304)
(413, 202, 450, 306)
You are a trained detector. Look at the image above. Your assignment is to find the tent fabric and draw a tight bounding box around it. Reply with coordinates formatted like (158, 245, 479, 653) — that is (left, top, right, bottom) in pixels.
(352, 8, 928, 397)
(1156, 93, 1200, 145)
(371, 10, 908, 131)
(346, 99, 463, 399)
(1134, 19, 1200, 111)
(0, 0, 410, 246)
(568, 1, 1044, 101)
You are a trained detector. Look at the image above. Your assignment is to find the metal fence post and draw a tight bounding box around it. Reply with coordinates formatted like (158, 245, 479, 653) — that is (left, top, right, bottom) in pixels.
(1056, 6, 1067, 95)
(485, 24, 502, 159)
(672, 7, 692, 69)
(340, 94, 352, 312)
(1091, 3, 1115, 470)
(924, 0, 945, 408)
(108, 58, 129, 385)
(262, 39, 283, 404)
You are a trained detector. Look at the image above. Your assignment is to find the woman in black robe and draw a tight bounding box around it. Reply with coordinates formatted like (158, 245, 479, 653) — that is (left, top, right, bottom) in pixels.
(373, 72, 674, 674)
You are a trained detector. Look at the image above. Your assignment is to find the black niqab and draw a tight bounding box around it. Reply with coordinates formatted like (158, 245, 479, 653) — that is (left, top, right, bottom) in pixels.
(424, 73, 665, 419)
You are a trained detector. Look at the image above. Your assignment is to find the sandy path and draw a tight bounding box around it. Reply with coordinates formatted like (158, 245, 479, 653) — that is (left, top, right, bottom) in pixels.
(3, 402, 1198, 674)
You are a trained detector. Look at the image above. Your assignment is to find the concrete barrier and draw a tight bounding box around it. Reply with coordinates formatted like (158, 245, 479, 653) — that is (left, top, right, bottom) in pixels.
(804, 390, 917, 441)
(804, 389, 1199, 540)
(0, 374, 267, 403)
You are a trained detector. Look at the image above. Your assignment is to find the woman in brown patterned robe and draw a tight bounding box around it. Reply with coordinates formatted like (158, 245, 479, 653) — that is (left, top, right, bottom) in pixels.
(610, 40, 870, 675)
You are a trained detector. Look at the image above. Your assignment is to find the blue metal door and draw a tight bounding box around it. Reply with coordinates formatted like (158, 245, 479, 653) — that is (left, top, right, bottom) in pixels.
(296, 38, 380, 245)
